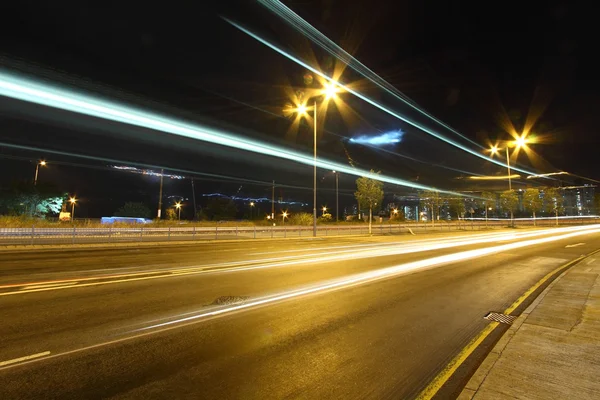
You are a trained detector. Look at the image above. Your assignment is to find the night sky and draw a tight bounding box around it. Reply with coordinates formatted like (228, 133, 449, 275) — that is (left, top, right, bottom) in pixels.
(0, 1, 597, 217)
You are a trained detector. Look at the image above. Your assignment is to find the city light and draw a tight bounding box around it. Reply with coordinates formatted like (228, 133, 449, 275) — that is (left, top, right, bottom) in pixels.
(322, 82, 340, 99)
(39, 160, 47, 166)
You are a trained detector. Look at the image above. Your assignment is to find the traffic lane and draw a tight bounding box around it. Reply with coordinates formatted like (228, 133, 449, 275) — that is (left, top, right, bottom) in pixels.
(0, 235, 401, 281)
(2, 238, 599, 399)
(2, 230, 599, 364)
(0, 227, 568, 285)
(3, 235, 556, 361)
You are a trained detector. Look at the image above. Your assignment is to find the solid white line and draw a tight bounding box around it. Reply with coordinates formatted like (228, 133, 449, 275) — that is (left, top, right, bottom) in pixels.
(565, 243, 585, 248)
(0, 351, 50, 367)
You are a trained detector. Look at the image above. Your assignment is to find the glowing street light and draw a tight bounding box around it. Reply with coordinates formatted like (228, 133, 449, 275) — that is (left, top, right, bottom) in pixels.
(488, 134, 531, 226)
(289, 81, 343, 237)
(69, 196, 77, 222)
(322, 206, 328, 216)
(34, 160, 47, 186)
(282, 211, 288, 225)
(250, 201, 255, 220)
(175, 202, 182, 220)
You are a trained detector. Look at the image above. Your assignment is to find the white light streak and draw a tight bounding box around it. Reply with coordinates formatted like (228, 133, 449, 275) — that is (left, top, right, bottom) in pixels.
(136, 225, 600, 331)
(0, 70, 460, 196)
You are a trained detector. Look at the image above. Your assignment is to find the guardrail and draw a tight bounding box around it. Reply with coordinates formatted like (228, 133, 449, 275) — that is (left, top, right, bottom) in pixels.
(0, 217, 597, 246)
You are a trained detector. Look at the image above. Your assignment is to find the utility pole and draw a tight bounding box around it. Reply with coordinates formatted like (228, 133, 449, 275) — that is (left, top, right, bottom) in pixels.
(191, 178, 197, 220)
(157, 169, 164, 219)
(335, 171, 339, 222)
(271, 180, 275, 220)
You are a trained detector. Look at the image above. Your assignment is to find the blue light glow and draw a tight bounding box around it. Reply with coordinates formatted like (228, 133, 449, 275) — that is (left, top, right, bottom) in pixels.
(349, 130, 404, 145)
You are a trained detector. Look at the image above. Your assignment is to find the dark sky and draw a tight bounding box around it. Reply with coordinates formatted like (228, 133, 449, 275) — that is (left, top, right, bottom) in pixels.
(0, 1, 597, 216)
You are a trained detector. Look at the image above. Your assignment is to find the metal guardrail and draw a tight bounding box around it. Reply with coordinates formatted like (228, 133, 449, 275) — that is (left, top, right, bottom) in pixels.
(0, 218, 597, 246)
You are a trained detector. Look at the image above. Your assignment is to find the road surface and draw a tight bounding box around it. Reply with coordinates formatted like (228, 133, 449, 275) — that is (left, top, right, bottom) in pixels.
(1, 226, 599, 399)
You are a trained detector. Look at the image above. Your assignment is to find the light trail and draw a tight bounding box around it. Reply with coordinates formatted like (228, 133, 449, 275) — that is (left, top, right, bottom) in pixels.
(257, 0, 474, 145)
(0, 226, 588, 297)
(223, 16, 537, 176)
(135, 225, 600, 332)
(0, 70, 462, 196)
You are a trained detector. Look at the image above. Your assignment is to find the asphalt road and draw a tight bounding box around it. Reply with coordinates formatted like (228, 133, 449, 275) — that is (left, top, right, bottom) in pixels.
(1, 227, 599, 399)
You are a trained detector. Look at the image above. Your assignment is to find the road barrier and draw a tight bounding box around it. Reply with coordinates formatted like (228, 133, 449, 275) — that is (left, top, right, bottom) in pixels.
(0, 218, 597, 247)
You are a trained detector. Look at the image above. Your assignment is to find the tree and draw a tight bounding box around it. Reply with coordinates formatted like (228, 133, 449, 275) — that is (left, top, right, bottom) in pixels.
(420, 190, 442, 225)
(204, 198, 238, 221)
(114, 202, 151, 219)
(0, 182, 65, 217)
(522, 188, 543, 226)
(544, 188, 564, 226)
(354, 170, 384, 234)
(165, 208, 177, 221)
(448, 197, 466, 221)
(500, 190, 519, 226)
(290, 212, 313, 226)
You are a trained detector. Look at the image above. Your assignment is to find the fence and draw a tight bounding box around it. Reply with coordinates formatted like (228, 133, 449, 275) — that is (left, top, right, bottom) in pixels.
(0, 218, 598, 247)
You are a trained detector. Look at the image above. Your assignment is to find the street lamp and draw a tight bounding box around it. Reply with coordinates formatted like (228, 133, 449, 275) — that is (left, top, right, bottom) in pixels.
(332, 170, 339, 222)
(175, 202, 182, 220)
(290, 80, 342, 237)
(34, 160, 47, 186)
(250, 201, 255, 220)
(391, 208, 399, 219)
(69, 197, 77, 222)
(322, 206, 328, 216)
(489, 134, 530, 225)
(282, 211, 288, 225)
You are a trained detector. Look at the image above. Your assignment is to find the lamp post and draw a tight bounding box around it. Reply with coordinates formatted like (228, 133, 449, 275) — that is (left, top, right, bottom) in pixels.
(332, 170, 339, 222)
(175, 202, 182, 220)
(489, 135, 530, 227)
(250, 202, 255, 220)
(322, 206, 327, 216)
(289, 81, 341, 237)
(282, 211, 288, 226)
(69, 197, 77, 223)
(34, 160, 46, 186)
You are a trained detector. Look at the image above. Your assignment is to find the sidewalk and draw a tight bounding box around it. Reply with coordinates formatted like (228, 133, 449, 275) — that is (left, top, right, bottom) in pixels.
(460, 253, 600, 399)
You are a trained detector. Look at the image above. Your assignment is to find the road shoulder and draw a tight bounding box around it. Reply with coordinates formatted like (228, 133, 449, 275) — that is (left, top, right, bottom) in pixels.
(459, 251, 600, 399)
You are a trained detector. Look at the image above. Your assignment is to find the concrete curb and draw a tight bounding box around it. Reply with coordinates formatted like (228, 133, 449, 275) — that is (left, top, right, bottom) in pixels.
(458, 264, 577, 399)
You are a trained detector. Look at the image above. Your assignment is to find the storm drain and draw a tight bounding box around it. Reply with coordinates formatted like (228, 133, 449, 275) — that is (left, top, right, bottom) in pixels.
(210, 296, 250, 306)
(484, 312, 517, 325)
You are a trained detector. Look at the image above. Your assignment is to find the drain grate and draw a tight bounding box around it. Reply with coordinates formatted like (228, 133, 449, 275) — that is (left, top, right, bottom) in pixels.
(484, 312, 517, 325)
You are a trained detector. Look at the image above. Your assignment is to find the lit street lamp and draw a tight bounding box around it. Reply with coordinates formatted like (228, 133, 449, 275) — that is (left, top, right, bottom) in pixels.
(282, 211, 288, 225)
(322, 206, 327, 216)
(391, 208, 399, 219)
(69, 197, 77, 222)
(289, 81, 342, 237)
(250, 201, 255, 220)
(489, 134, 530, 226)
(175, 202, 182, 220)
(34, 160, 47, 186)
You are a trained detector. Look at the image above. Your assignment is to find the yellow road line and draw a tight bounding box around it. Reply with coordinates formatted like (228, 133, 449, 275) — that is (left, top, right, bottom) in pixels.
(416, 249, 600, 400)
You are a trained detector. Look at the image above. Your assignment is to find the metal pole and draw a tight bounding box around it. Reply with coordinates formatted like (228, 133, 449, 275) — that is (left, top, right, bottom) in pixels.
(157, 169, 164, 219)
(506, 147, 514, 227)
(271, 181, 275, 220)
(34, 163, 39, 186)
(71, 202, 75, 223)
(191, 178, 197, 220)
(335, 172, 339, 222)
(313, 100, 318, 237)
(178, 207, 181, 220)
